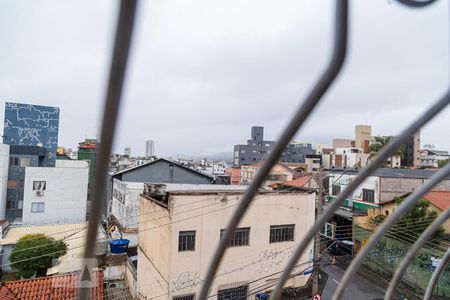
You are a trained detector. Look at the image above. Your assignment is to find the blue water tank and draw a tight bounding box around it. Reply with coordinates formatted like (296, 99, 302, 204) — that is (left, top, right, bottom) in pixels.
(109, 239, 130, 254)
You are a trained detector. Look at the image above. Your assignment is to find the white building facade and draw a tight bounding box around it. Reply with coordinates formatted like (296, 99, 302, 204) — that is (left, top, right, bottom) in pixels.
(137, 185, 315, 299)
(21, 160, 89, 224)
(111, 179, 143, 229)
(0, 144, 10, 220)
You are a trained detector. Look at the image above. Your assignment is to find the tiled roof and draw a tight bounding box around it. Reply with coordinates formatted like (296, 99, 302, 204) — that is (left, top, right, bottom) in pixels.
(273, 176, 313, 188)
(0, 222, 87, 245)
(422, 191, 450, 211)
(0, 271, 104, 300)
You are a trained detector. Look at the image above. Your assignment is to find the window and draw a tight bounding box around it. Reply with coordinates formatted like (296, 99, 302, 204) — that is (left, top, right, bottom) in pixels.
(9, 157, 19, 166)
(31, 202, 45, 213)
(173, 294, 194, 300)
(270, 224, 295, 243)
(33, 181, 46, 191)
(362, 189, 375, 203)
(6, 200, 16, 210)
(18, 180, 24, 188)
(218, 285, 248, 300)
(19, 157, 30, 167)
(7, 179, 17, 189)
(332, 185, 341, 196)
(178, 231, 195, 251)
(220, 227, 250, 247)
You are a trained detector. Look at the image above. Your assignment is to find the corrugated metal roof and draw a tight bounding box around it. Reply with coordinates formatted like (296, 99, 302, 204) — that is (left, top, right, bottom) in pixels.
(0, 222, 87, 245)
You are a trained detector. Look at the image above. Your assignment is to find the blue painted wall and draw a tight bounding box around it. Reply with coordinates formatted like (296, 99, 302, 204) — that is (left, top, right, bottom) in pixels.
(3, 102, 60, 166)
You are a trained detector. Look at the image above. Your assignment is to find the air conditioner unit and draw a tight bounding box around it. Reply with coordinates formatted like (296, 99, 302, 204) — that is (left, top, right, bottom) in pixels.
(36, 190, 44, 196)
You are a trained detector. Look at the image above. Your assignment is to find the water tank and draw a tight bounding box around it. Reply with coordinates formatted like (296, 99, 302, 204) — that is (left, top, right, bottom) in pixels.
(109, 239, 129, 254)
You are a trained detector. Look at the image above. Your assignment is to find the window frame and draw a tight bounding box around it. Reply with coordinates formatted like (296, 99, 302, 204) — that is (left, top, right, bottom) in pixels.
(173, 294, 194, 300)
(220, 227, 250, 247)
(178, 230, 196, 252)
(32, 181, 47, 191)
(332, 185, 341, 196)
(217, 285, 248, 300)
(270, 224, 295, 243)
(362, 188, 375, 203)
(31, 202, 45, 213)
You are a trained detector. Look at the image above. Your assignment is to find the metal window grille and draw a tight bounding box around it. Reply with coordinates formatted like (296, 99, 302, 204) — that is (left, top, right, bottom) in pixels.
(332, 184, 341, 196)
(270, 225, 295, 243)
(178, 230, 196, 252)
(362, 188, 375, 203)
(220, 227, 250, 247)
(217, 285, 248, 300)
(173, 294, 195, 300)
(32, 181, 46, 191)
(79, 0, 450, 299)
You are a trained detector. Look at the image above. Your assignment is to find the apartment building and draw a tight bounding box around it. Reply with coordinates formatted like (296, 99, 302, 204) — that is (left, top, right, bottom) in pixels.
(328, 168, 450, 213)
(137, 184, 315, 299)
(233, 126, 315, 166)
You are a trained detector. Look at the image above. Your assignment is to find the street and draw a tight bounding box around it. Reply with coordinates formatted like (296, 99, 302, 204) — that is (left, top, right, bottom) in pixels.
(321, 263, 386, 300)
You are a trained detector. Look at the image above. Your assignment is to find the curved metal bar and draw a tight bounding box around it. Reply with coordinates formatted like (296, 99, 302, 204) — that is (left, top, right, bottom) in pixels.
(384, 207, 450, 300)
(395, 0, 437, 8)
(270, 90, 450, 300)
(333, 162, 450, 300)
(197, 1, 349, 299)
(423, 247, 450, 300)
(79, 1, 138, 300)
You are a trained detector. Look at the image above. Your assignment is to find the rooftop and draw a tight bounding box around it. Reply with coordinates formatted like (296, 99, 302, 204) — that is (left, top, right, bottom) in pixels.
(330, 167, 450, 180)
(0, 222, 86, 245)
(422, 191, 450, 211)
(0, 271, 104, 299)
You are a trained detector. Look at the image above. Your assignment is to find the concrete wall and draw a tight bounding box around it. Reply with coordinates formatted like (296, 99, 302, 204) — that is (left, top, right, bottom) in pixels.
(379, 177, 450, 202)
(111, 180, 143, 229)
(138, 196, 171, 299)
(22, 161, 88, 224)
(137, 192, 315, 299)
(120, 160, 213, 185)
(0, 144, 10, 219)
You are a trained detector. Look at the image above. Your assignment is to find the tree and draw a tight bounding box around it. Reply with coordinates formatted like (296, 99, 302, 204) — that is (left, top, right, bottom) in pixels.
(438, 158, 450, 168)
(368, 136, 406, 166)
(10, 233, 68, 278)
(391, 196, 446, 246)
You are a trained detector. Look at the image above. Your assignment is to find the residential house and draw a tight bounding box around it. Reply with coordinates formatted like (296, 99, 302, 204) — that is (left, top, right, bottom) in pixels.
(136, 184, 315, 299)
(240, 163, 295, 186)
(110, 158, 216, 230)
(328, 168, 450, 213)
(0, 222, 107, 274)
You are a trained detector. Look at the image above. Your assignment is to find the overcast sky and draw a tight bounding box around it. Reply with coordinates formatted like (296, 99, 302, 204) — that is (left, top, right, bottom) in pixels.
(0, 0, 448, 158)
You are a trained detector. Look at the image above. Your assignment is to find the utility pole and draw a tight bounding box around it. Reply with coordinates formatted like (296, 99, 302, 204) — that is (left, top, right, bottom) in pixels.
(312, 166, 324, 297)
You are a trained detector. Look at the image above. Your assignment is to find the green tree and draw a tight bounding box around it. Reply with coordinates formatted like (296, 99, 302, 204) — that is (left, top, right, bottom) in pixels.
(368, 136, 406, 166)
(10, 233, 68, 278)
(438, 158, 450, 168)
(391, 196, 446, 246)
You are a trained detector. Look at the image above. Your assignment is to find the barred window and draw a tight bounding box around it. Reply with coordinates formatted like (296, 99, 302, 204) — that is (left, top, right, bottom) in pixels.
(220, 227, 250, 247)
(173, 294, 194, 300)
(362, 188, 375, 203)
(218, 285, 248, 300)
(332, 185, 341, 196)
(270, 224, 295, 243)
(178, 231, 196, 252)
